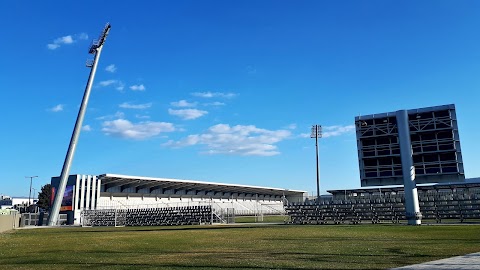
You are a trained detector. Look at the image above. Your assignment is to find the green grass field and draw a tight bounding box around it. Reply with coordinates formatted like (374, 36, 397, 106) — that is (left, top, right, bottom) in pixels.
(234, 215, 287, 223)
(1, 224, 479, 269)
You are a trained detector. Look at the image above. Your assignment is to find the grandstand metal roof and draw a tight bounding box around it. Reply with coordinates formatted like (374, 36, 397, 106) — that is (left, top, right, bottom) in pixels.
(327, 178, 480, 196)
(355, 104, 455, 121)
(98, 173, 306, 196)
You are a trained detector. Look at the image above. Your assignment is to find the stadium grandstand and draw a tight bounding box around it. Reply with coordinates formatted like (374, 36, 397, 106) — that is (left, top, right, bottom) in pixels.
(286, 178, 480, 224)
(45, 174, 306, 226)
(286, 104, 480, 225)
(25, 104, 478, 227)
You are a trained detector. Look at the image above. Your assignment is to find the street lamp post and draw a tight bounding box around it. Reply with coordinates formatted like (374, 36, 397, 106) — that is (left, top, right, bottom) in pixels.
(310, 125, 322, 200)
(32, 188, 37, 212)
(25, 176, 38, 206)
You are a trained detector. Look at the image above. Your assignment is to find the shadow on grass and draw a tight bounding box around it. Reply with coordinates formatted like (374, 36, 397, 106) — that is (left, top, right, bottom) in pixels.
(0, 245, 460, 270)
(2, 258, 354, 270)
(264, 236, 480, 244)
(53, 225, 279, 234)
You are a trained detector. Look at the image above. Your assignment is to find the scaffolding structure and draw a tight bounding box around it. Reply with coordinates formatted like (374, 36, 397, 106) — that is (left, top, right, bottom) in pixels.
(355, 104, 464, 187)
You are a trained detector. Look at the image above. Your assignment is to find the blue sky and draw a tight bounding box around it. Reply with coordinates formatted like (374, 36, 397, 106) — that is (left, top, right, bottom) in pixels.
(1, 1, 480, 197)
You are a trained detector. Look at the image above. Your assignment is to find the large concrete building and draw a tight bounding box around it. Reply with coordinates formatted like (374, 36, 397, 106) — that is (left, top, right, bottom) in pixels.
(355, 104, 465, 187)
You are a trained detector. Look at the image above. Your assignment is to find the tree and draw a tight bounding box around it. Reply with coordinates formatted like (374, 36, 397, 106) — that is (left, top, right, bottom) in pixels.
(37, 184, 52, 211)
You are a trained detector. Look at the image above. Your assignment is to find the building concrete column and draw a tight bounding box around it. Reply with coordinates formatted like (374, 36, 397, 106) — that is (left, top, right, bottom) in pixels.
(74, 175, 80, 210)
(80, 175, 86, 210)
(396, 110, 422, 225)
(91, 175, 97, 210)
(96, 177, 102, 209)
(87, 175, 93, 209)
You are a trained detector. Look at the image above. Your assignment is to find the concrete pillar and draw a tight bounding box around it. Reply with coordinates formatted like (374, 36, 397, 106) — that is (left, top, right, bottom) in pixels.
(396, 110, 422, 225)
(86, 175, 91, 210)
(80, 175, 86, 210)
(96, 177, 102, 208)
(74, 175, 80, 210)
(91, 175, 97, 210)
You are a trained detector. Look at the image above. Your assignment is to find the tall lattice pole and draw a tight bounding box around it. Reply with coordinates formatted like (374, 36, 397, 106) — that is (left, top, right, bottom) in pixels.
(48, 23, 111, 226)
(26, 176, 38, 206)
(310, 125, 322, 200)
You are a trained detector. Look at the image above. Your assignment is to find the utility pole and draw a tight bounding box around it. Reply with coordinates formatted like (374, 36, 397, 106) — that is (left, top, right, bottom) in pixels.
(25, 176, 38, 206)
(48, 23, 111, 226)
(310, 125, 322, 200)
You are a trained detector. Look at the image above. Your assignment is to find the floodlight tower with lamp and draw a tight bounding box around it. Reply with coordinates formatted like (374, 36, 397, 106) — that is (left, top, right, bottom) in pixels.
(310, 125, 322, 200)
(48, 23, 111, 226)
(25, 176, 38, 206)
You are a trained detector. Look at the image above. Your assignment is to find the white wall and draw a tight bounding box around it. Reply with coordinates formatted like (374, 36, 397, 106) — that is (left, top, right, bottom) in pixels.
(96, 195, 285, 215)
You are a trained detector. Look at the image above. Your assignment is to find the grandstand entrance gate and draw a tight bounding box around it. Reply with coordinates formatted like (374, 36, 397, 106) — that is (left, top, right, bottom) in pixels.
(114, 210, 126, 227)
(216, 208, 235, 224)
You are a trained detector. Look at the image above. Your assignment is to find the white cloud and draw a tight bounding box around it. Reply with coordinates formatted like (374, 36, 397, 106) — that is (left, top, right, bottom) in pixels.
(47, 44, 60, 50)
(49, 104, 64, 112)
(102, 119, 175, 140)
(322, 125, 356, 138)
(170, 100, 197, 107)
(116, 82, 125, 91)
(96, 111, 125, 120)
(77, 33, 88, 40)
(168, 109, 208, 120)
(286, 124, 297, 130)
(135, 114, 150, 119)
(130, 84, 146, 91)
(82, 125, 92, 131)
(191, 91, 237, 98)
(119, 102, 152, 110)
(299, 124, 355, 138)
(114, 111, 125, 119)
(99, 80, 117, 87)
(98, 80, 125, 92)
(204, 102, 226, 106)
(105, 64, 117, 73)
(47, 33, 88, 50)
(163, 124, 291, 156)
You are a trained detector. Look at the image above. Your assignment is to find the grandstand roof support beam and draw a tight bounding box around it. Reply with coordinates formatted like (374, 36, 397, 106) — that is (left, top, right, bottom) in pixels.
(120, 181, 144, 192)
(149, 186, 164, 194)
(136, 182, 159, 192)
(104, 183, 119, 191)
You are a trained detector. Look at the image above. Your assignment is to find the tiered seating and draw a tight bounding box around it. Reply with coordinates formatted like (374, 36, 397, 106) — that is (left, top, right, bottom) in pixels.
(459, 193, 480, 220)
(286, 191, 480, 224)
(286, 200, 362, 225)
(82, 206, 213, 227)
(82, 209, 117, 226)
(429, 193, 480, 222)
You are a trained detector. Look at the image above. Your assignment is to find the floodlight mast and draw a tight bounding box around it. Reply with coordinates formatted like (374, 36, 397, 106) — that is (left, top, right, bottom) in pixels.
(310, 125, 322, 200)
(48, 23, 111, 226)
